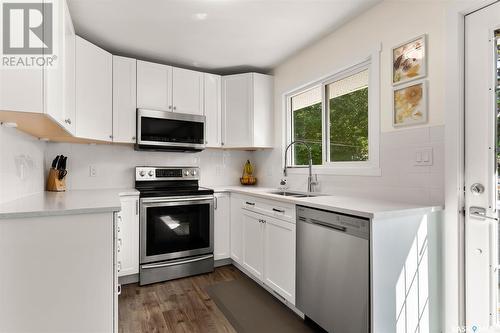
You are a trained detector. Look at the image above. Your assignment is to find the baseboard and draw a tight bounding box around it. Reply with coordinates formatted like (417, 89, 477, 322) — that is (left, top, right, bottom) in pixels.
(119, 273, 139, 285)
(215, 258, 232, 267)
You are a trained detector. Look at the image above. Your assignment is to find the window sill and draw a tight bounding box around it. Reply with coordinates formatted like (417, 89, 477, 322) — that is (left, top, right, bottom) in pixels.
(286, 166, 381, 177)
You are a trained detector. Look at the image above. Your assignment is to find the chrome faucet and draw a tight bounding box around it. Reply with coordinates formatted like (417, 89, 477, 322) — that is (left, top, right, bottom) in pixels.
(282, 140, 318, 193)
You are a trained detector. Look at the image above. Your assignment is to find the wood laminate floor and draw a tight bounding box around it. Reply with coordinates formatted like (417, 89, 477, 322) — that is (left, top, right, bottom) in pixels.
(119, 265, 241, 333)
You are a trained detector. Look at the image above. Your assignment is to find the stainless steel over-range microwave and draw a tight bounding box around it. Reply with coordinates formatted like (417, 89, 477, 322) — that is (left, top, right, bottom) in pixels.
(136, 108, 206, 152)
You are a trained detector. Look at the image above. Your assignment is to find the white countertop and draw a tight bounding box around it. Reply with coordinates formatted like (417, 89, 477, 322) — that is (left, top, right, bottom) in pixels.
(0, 188, 139, 219)
(207, 185, 442, 219)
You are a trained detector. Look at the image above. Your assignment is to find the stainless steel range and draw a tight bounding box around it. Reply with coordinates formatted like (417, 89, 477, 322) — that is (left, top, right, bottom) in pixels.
(135, 166, 214, 285)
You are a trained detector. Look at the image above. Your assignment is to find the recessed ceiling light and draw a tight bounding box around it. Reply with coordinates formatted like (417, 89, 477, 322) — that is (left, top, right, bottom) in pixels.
(193, 13, 208, 21)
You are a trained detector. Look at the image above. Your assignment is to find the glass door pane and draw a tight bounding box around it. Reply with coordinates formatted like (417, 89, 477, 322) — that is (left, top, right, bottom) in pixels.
(146, 203, 210, 256)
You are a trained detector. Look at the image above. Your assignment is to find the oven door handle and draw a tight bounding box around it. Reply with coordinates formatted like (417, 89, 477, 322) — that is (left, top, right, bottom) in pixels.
(141, 195, 214, 204)
(141, 254, 214, 269)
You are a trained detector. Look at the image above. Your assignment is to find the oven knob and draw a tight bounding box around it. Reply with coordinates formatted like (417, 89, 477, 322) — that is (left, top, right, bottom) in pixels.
(184, 170, 190, 177)
(191, 170, 197, 176)
(148, 170, 154, 177)
(139, 170, 146, 177)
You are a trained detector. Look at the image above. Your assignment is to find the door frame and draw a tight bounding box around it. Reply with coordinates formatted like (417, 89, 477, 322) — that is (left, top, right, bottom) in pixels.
(446, 1, 500, 331)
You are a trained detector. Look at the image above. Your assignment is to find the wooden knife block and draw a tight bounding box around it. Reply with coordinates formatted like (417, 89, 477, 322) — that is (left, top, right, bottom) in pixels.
(46, 168, 66, 192)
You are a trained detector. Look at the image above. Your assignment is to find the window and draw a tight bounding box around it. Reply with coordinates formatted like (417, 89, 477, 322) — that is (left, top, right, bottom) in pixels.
(285, 54, 380, 176)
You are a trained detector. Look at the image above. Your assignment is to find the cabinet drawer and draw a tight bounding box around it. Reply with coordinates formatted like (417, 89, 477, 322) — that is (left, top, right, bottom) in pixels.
(240, 196, 295, 223)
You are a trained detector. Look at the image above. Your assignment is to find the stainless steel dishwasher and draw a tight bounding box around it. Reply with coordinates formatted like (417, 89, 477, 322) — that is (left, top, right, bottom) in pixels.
(296, 205, 370, 333)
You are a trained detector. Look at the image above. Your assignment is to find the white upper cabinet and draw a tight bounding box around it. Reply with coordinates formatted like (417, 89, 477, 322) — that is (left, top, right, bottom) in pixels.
(0, 68, 43, 114)
(222, 73, 273, 148)
(204, 73, 222, 147)
(45, 0, 75, 134)
(136, 60, 172, 112)
(172, 67, 204, 115)
(113, 56, 137, 143)
(75, 36, 113, 141)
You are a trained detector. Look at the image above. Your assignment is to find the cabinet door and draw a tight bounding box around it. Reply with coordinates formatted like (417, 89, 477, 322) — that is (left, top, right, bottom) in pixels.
(222, 74, 253, 147)
(242, 210, 264, 280)
(172, 67, 203, 115)
(112, 56, 137, 143)
(263, 216, 296, 304)
(44, 0, 65, 130)
(214, 193, 230, 260)
(117, 196, 139, 277)
(62, 1, 76, 134)
(75, 36, 112, 141)
(204, 73, 221, 147)
(0, 68, 43, 114)
(230, 196, 244, 264)
(137, 60, 172, 111)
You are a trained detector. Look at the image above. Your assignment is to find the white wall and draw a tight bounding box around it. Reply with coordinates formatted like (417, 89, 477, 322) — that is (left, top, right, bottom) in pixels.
(44, 142, 251, 190)
(0, 127, 46, 204)
(255, 0, 448, 206)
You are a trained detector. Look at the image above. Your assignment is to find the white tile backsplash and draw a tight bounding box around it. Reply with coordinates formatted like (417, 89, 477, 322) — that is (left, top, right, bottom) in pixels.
(0, 127, 46, 204)
(44, 143, 252, 190)
(253, 125, 445, 206)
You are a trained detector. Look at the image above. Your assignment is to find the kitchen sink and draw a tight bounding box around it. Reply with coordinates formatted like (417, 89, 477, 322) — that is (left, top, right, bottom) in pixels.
(267, 191, 322, 198)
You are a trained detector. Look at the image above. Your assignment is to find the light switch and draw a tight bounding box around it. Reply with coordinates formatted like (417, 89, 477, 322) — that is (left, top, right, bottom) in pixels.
(414, 148, 433, 166)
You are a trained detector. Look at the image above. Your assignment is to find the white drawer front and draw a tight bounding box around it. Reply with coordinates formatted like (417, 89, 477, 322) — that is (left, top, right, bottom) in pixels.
(240, 195, 295, 223)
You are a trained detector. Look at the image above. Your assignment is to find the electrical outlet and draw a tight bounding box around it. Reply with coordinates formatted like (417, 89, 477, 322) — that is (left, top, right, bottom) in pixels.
(89, 165, 97, 177)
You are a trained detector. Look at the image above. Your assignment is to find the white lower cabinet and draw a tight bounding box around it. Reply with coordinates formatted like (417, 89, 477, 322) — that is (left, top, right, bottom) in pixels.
(214, 193, 230, 260)
(263, 215, 296, 304)
(230, 195, 244, 264)
(230, 194, 296, 305)
(117, 194, 139, 277)
(242, 210, 265, 280)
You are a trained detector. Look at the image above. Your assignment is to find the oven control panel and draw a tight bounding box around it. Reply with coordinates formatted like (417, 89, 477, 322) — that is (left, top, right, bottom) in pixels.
(136, 167, 199, 181)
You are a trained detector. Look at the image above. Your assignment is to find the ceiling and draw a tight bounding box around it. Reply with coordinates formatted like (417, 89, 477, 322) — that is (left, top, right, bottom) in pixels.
(67, 0, 380, 74)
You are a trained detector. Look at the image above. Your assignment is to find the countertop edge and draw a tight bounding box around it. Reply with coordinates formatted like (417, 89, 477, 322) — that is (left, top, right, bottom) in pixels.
(206, 186, 444, 219)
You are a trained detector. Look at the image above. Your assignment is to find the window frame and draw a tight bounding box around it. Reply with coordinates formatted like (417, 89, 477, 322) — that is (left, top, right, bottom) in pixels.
(283, 47, 381, 176)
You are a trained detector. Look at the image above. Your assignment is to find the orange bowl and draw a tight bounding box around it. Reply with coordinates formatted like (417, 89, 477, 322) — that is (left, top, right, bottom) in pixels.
(240, 177, 257, 185)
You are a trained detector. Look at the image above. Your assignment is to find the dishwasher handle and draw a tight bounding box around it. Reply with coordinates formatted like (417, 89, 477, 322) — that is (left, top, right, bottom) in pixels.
(310, 218, 347, 232)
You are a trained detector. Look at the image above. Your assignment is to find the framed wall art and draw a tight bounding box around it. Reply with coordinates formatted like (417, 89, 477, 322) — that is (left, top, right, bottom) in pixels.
(392, 34, 427, 85)
(393, 80, 428, 127)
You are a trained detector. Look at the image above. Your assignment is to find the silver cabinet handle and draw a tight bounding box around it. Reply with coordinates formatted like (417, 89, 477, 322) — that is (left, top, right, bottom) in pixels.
(168, 105, 172, 110)
(245, 201, 255, 206)
(470, 206, 499, 221)
(117, 284, 122, 296)
(214, 196, 218, 210)
(64, 118, 72, 124)
(132, 136, 136, 141)
(173, 106, 177, 110)
(272, 208, 285, 213)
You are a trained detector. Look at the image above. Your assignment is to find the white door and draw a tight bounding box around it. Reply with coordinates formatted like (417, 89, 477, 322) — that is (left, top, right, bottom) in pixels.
(222, 74, 253, 147)
(242, 209, 264, 280)
(137, 61, 172, 111)
(214, 193, 230, 260)
(204, 73, 222, 147)
(263, 215, 296, 304)
(465, 2, 500, 330)
(172, 67, 204, 115)
(112, 56, 137, 143)
(75, 36, 113, 142)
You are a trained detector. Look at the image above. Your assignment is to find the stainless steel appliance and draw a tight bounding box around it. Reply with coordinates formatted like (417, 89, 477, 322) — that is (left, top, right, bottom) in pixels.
(296, 205, 370, 333)
(136, 166, 214, 285)
(136, 109, 206, 152)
